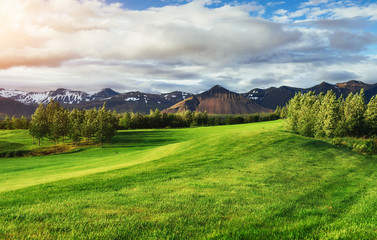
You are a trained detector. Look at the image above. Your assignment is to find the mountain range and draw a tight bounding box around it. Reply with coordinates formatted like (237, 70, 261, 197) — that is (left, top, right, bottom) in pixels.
(164, 85, 269, 114)
(1, 80, 376, 118)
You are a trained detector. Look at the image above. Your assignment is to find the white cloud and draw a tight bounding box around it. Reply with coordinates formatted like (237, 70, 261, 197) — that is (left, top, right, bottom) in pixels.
(274, 9, 288, 15)
(0, 0, 376, 93)
(267, 1, 286, 7)
(0, 0, 296, 69)
(300, 0, 329, 8)
(331, 4, 377, 20)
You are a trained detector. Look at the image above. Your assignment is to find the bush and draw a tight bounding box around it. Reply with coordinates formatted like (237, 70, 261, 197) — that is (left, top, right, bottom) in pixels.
(352, 139, 377, 155)
(329, 138, 343, 146)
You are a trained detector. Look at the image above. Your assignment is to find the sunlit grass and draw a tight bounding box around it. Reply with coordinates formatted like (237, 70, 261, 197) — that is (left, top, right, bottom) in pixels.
(1, 120, 377, 239)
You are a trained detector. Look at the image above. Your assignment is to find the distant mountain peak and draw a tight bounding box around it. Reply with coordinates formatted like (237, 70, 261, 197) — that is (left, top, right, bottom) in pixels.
(100, 88, 117, 92)
(92, 88, 120, 98)
(337, 80, 366, 86)
(335, 80, 371, 93)
(347, 80, 364, 84)
(207, 85, 230, 94)
(319, 81, 331, 85)
(56, 88, 68, 91)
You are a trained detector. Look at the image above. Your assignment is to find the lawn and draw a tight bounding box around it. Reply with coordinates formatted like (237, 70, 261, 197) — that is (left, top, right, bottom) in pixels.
(1, 120, 377, 239)
(0, 129, 54, 156)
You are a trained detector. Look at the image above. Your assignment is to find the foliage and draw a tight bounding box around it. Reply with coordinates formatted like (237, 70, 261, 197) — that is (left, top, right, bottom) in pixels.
(284, 90, 371, 139)
(0, 115, 29, 130)
(328, 137, 377, 155)
(314, 91, 340, 138)
(68, 108, 85, 145)
(28, 101, 118, 147)
(284, 92, 302, 133)
(283, 90, 377, 154)
(51, 104, 69, 144)
(82, 108, 98, 142)
(297, 91, 318, 137)
(365, 95, 377, 136)
(343, 90, 366, 136)
(96, 104, 118, 147)
(118, 110, 279, 130)
(352, 139, 377, 155)
(29, 104, 49, 146)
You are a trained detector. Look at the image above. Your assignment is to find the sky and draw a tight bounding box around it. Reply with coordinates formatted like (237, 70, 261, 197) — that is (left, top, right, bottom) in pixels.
(0, 0, 376, 93)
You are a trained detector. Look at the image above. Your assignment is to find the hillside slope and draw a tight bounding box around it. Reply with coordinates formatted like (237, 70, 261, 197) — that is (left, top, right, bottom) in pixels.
(0, 97, 37, 118)
(1, 121, 377, 239)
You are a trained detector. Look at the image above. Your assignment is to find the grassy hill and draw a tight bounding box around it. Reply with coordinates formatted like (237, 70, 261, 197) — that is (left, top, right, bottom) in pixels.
(1, 120, 377, 239)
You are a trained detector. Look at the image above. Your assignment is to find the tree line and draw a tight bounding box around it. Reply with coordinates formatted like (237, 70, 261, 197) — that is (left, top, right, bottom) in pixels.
(2, 100, 280, 147)
(118, 109, 280, 130)
(29, 101, 118, 147)
(0, 115, 29, 130)
(282, 89, 377, 138)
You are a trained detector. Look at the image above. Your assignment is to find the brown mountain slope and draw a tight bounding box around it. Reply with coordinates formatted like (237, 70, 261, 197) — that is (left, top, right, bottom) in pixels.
(163, 85, 270, 114)
(0, 97, 37, 119)
(335, 80, 375, 93)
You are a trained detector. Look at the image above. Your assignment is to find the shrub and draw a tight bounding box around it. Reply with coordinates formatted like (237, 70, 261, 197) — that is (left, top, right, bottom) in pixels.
(352, 139, 377, 155)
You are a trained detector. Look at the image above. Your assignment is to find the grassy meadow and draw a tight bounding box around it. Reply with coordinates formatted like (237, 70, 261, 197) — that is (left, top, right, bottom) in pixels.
(1, 120, 377, 239)
(0, 129, 56, 157)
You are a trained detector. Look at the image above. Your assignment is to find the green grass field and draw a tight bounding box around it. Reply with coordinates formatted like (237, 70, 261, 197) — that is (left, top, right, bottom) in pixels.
(1, 120, 377, 239)
(0, 129, 54, 156)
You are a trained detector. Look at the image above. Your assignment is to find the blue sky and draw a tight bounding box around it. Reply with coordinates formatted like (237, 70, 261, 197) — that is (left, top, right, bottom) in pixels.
(0, 0, 376, 93)
(110, 0, 377, 22)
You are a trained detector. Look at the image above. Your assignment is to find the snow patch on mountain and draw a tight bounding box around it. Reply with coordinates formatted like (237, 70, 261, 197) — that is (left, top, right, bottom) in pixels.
(125, 97, 140, 102)
(0, 89, 27, 98)
(0, 88, 122, 105)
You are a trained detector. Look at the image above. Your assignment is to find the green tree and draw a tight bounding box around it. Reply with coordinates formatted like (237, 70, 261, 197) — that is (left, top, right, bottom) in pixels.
(193, 111, 208, 126)
(29, 104, 48, 146)
(161, 112, 174, 128)
(285, 92, 302, 133)
(96, 104, 117, 147)
(20, 115, 29, 129)
(45, 100, 59, 142)
(148, 109, 162, 128)
(296, 91, 318, 137)
(119, 112, 131, 129)
(68, 109, 84, 145)
(82, 109, 98, 143)
(130, 112, 147, 129)
(11, 116, 22, 129)
(4, 115, 12, 130)
(343, 90, 366, 136)
(0, 120, 5, 130)
(365, 95, 377, 136)
(52, 107, 69, 143)
(179, 110, 193, 127)
(315, 91, 340, 138)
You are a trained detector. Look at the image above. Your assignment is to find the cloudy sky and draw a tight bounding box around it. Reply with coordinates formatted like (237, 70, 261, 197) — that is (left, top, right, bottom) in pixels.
(0, 0, 376, 93)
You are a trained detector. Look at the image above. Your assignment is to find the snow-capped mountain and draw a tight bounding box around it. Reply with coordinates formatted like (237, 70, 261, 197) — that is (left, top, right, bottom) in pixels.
(74, 90, 194, 114)
(0, 88, 27, 98)
(1, 81, 376, 118)
(0, 87, 195, 116)
(91, 88, 120, 100)
(0, 88, 98, 105)
(0, 88, 193, 106)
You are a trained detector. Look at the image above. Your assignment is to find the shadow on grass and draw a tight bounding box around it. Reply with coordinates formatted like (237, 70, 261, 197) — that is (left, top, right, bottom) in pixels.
(0, 141, 29, 158)
(107, 130, 182, 148)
